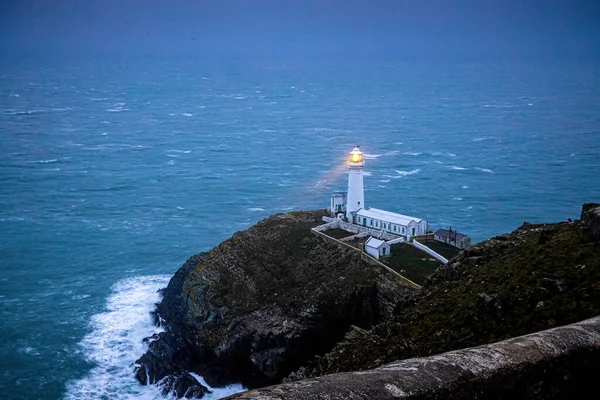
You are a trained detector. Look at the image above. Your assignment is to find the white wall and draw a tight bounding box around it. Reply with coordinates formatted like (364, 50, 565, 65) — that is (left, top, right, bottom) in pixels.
(365, 245, 379, 259)
(412, 240, 448, 263)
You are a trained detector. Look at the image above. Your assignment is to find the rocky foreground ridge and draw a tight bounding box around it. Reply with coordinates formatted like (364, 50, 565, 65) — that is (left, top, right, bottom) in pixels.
(135, 210, 413, 397)
(136, 203, 600, 398)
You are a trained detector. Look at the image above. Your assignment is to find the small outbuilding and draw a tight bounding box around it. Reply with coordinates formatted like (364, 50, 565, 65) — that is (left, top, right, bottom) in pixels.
(365, 237, 391, 260)
(434, 228, 471, 249)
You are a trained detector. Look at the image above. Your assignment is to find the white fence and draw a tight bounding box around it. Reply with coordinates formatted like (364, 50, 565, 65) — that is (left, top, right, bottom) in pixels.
(386, 237, 405, 245)
(412, 240, 448, 264)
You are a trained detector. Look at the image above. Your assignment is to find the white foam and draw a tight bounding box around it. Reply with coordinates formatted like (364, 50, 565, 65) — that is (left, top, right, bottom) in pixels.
(363, 171, 373, 176)
(19, 346, 40, 356)
(383, 150, 400, 156)
(189, 373, 246, 399)
(449, 166, 467, 170)
(462, 185, 469, 189)
(393, 169, 421, 177)
(403, 152, 421, 156)
(453, 197, 463, 201)
(363, 153, 381, 160)
(475, 167, 493, 173)
(447, 153, 457, 157)
(248, 207, 265, 212)
(65, 275, 171, 400)
(182, 113, 193, 117)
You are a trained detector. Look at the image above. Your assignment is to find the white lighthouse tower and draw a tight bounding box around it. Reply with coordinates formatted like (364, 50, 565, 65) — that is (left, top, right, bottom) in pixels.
(346, 146, 365, 218)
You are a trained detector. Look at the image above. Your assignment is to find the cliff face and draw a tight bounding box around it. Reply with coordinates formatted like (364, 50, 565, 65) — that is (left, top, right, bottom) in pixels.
(290, 208, 600, 380)
(135, 210, 414, 396)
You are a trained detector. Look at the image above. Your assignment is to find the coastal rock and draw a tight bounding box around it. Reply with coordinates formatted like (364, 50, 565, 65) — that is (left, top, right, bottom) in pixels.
(135, 210, 413, 396)
(159, 373, 210, 399)
(581, 202, 600, 239)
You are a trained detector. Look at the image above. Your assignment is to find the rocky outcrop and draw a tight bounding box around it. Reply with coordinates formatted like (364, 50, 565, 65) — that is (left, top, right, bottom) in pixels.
(226, 315, 600, 399)
(292, 206, 600, 379)
(581, 202, 600, 240)
(135, 210, 414, 396)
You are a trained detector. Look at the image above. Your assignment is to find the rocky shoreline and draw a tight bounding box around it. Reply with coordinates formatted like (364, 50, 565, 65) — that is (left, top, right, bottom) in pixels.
(135, 203, 600, 398)
(134, 210, 414, 397)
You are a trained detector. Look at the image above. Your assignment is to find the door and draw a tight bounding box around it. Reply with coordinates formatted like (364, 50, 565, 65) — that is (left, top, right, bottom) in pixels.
(412, 228, 415, 236)
(362, 218, 366, 227)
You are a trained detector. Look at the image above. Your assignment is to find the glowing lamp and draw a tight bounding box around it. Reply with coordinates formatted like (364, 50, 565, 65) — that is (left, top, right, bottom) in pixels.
(349, 146, 363, 164)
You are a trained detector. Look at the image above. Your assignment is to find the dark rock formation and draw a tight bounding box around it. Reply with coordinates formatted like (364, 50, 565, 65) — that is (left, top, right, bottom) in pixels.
(226, 315, 600, 399)
(581, 202, 600, 239)
(159, 373, 211, 399)
(292, 204, 600, 379)
(135, 210, 413, 397)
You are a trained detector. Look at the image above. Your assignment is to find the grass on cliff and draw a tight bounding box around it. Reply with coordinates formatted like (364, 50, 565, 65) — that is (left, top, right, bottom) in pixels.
(384, 243, 444, 285)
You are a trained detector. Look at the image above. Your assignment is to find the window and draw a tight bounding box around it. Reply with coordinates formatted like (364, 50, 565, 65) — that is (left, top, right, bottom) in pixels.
(370, 219, 373, 226)
(393, 226, 397, 232)
(402, 227, 405, 234)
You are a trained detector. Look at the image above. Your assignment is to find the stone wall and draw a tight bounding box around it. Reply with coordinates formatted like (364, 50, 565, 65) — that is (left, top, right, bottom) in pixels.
(317, 217, 399, 241)
(225, 315, 600, 399)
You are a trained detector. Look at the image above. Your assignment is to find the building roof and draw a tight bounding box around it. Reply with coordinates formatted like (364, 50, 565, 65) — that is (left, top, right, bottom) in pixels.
(365, 237, 387, 249)
(435, 228, 469, 241)
(357, 207, 423, 226)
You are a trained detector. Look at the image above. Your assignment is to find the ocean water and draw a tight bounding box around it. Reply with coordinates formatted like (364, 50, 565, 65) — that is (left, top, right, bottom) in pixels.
(1, 55, 599, 399)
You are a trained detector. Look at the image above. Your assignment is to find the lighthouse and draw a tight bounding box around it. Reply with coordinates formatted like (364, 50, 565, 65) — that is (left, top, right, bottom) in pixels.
(346, 146, 365, 217)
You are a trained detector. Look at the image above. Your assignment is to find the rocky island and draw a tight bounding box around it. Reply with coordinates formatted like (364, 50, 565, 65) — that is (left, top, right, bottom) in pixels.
(135, 203, 600, 398)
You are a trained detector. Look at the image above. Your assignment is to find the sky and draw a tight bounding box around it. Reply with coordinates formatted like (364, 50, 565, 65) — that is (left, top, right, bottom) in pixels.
(1, 0, 599, 59)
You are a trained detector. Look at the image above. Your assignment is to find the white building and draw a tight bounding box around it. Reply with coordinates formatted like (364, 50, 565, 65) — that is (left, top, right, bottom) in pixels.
(434, 228, 471, 249)
(330, 146, 428, 239)
(330, 193, 346, 216)
(364, 237, 390, 260)
(355, 208, 428, 238)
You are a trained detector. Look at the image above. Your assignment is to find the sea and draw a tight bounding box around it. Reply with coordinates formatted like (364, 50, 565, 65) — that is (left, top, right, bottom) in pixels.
(1, 55, 599, 399)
